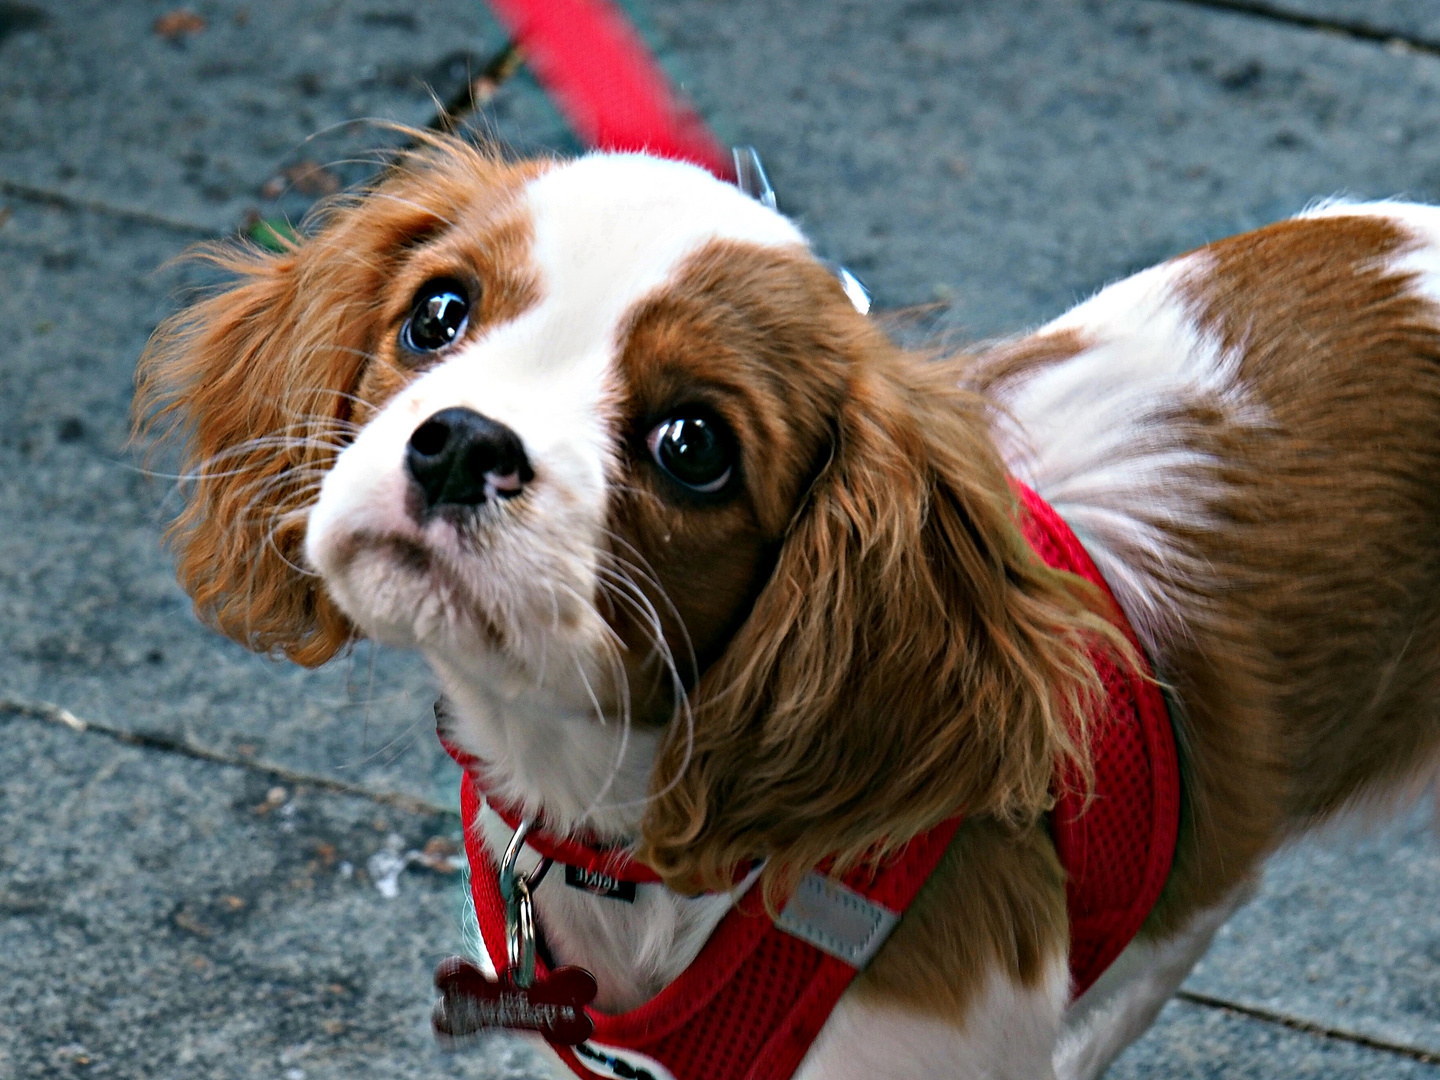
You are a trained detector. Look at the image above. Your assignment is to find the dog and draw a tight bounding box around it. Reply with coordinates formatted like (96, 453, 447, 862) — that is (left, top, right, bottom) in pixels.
(136, 136, 1440, 1079)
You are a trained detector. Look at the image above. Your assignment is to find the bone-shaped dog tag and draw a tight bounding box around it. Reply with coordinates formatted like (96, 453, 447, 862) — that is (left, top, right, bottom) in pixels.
(432, 957, 598, 1045)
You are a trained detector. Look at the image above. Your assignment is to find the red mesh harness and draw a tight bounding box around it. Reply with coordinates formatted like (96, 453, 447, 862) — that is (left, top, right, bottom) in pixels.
(445, 482, 1178, 1080)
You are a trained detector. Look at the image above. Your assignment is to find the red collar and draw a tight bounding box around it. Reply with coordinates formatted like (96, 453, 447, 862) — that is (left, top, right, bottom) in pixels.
(473, 785, 666, 886)
(442, 481, 1179, 1080)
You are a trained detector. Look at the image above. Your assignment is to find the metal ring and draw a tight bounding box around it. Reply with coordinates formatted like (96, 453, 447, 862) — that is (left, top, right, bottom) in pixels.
(498, 817, 551, 990)
(526, 856, 552, 890)
(499, 818, 553, 900)
(507, 877, 538, 989)
(498, 818, 531, 903)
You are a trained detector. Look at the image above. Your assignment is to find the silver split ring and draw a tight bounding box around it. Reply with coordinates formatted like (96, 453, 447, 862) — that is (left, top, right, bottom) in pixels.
(498, 817, 552, 989)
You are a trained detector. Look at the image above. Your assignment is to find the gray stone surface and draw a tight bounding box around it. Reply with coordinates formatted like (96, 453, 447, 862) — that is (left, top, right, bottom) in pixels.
(0, 196, 454, 807)
(0, 0, 572, 235)
(10, 1, 1440, 338)
(1110, 998, 1440, 1079)
(2, 0, 1439, 1075)
(652, 0, 1440, 337)
(1245, 1, 1440, 42)
(1185, 798, 1440, 1055)
(0, 710, 541, 1079)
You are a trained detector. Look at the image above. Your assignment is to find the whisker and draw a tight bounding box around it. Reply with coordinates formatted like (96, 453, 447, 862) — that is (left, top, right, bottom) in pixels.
(599, 527, 699, 685)
(593, 549, 693, 704)
(139, 436, 348, 485)
(589, 571, 695, 814)
(363, 636, 379, 752)
(592, 567, 679, 693)
(259, 511, 321, 579)
(226, 466, 330, 517)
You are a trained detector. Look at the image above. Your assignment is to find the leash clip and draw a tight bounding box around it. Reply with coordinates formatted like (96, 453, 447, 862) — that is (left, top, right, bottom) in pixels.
(732, 145, 777, 210)
(731, 145, 872, 315)
(499, 818, 552, 989)
(431, 815, 595, 1046)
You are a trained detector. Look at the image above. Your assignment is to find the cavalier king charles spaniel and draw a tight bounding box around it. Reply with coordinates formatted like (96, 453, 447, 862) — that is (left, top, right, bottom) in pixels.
(137, 136, 1440, 1080)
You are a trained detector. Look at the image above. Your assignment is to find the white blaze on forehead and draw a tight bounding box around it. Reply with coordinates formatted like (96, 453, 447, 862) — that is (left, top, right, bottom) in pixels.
(390, 153, 811, 488)
(304, 152, 814, 833)
(525, 152, 808, 335)
(305, 152, 809, 669)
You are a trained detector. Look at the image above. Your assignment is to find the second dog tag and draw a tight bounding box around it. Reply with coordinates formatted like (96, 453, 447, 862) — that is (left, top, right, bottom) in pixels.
(432, 958, 597, 1046)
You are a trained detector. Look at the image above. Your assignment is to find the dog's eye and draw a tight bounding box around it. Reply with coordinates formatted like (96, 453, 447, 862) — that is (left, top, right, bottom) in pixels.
(402, 279, 471, 353)
(646, 413, 734, 494)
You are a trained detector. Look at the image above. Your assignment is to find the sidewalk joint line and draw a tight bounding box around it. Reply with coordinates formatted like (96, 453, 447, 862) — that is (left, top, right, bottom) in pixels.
(1175, 989, 1440, 1064)
(9, 697, 1440, 1063)
(1, 696, 455, 819)
(1150, 0, 1440, 56)
(0, 177, 220, 237)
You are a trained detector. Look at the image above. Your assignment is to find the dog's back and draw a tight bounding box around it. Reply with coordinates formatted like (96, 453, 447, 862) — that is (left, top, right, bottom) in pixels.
(973, 202, 1440, 1079)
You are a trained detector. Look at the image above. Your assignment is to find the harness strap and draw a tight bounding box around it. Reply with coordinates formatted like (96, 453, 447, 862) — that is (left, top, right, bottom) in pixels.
(478, 785, 665, 885)
(458, 767, 962, 1080)
(1015, 485, 1180, 993)
(446, 481, 1178, 1080)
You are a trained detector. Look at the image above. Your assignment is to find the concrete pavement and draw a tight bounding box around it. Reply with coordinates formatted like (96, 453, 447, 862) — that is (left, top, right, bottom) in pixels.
(1, 1, 1437, 1076)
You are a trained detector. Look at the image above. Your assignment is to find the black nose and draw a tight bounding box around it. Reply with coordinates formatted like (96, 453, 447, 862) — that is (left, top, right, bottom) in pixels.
(405, 407, 533, 512)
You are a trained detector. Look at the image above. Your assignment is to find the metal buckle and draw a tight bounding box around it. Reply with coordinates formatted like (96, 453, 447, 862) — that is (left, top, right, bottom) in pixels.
(498, 819, 553, 989)
(732, 145, 777, 210)
(731, 145, 872, 316)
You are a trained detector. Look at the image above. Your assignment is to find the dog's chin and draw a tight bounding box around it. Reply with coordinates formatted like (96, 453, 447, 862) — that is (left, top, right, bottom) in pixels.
(313, 531, 509, 658)
(311, 528, 626, 718)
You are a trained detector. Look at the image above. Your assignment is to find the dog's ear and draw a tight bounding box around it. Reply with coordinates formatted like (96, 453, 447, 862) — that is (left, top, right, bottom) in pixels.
(640, 354, 1122, 900)
(133, 141, 492, 666)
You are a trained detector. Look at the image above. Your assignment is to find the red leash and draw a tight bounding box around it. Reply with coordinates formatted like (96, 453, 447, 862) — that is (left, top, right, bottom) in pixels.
(481, 0, 872, 314)
(483, 0, 732, 180)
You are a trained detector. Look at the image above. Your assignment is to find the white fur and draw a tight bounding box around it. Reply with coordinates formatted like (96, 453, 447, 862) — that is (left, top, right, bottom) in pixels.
(796, 954, 1070, 1080)
(475, 799, 739, 1013)
(306, 154, 805, 835)
(988, 253, 1262, 659)
(1054, 883, 1255, 1080)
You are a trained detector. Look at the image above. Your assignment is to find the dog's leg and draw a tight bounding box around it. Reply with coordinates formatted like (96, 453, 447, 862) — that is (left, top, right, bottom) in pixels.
(795, 954, 1070, 1080)
(1052, 881, 1255, 1080)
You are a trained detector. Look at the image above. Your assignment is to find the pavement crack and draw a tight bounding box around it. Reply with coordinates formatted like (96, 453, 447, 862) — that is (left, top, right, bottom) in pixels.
(0, 696, 455, 819)
(1150, 0, 1440, 57)
(1175, 989, 1440, 1065)
(0, 177, 219, 237)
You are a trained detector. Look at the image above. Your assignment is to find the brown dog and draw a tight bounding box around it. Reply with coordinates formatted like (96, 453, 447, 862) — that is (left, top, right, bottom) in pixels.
(137, 138, 1440, 1079)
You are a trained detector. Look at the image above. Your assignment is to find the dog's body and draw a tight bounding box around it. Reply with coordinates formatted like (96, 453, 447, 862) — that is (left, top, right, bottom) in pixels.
(138, 141, 1440, 1079)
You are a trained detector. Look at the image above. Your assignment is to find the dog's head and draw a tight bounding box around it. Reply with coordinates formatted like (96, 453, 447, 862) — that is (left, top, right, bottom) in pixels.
(137, 138, 1111, 897)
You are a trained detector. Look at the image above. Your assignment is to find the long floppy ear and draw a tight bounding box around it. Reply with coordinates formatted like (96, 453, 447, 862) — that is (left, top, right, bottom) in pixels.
(133, 138, 503, 666)
(640, 353, 1124, 899)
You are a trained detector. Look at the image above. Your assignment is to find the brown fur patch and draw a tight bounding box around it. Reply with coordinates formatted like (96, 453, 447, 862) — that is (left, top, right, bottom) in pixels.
(600, 241, 854, 718)
(133, 138, 545, 665)
(1141, 212, 1440, 928)
(616, 243, 1126, 908)
(855, 817, 1068, 1017)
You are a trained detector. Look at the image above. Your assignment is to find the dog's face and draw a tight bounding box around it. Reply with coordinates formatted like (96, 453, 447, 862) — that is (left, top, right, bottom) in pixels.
(303, 153, 851, 729)
(138, 139, 1109, 893)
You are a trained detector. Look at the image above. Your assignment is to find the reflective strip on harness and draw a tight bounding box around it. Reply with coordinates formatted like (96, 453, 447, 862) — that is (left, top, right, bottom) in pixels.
(776, 873, 900, 968)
